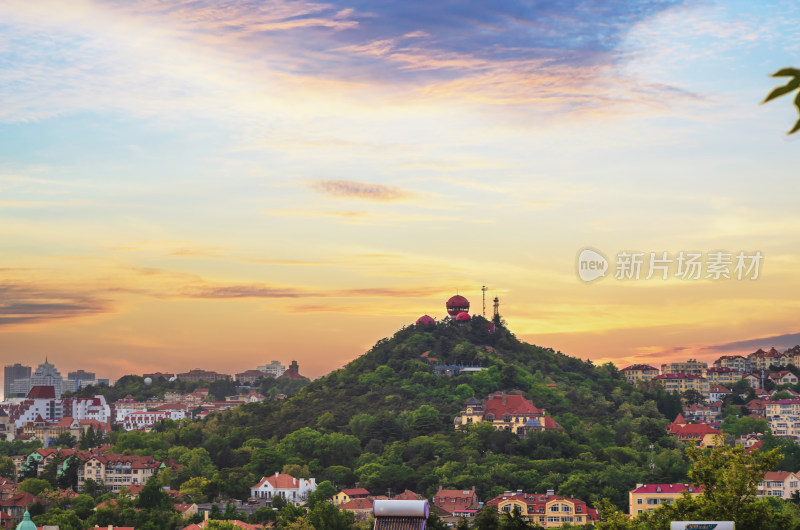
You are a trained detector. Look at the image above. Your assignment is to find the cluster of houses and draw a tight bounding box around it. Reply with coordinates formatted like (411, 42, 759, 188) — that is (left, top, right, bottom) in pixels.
(621, 346, 800, 395)
(250, 474, 598, 528)
(0, 385, 275, 446)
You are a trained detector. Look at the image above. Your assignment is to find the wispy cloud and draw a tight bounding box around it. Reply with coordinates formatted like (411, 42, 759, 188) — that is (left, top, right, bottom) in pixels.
(705, 332, 800, 353)
(309, 180, 417, 201)
(0, 282, 111, 326)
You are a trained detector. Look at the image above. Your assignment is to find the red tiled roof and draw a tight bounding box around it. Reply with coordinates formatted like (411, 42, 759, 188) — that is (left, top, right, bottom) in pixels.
(763, 471, 795, 482)
(341, 488, 370, 497)
(630, 484, 702, 494)
(653, 373, 705, 380)
(392, 490, 422, 501)
(340, 498, 373, 510)
(27, 386, 56, 399)
(252, 473, 304, 490)
(484, 394, 542, 416)
(0, 491, 40, 507)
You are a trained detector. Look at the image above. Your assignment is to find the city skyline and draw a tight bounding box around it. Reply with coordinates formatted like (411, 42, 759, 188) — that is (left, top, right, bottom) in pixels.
(1, 0, 799, 383)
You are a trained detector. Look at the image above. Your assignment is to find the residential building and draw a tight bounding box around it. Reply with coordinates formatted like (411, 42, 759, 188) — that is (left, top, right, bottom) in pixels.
(758, 471, 800, 499)
(651, 374, 709, 395)
(3, 364, 30, 400)
(257, 361, 286, 377)
(176, 369, 231, 383)
(683, 402, 722, 426)
(708, 385, 731, 403)
(65, 370, 97, 393)
(339, 497, 373, 522)
(714, 355, 751, 374)
(660, 360, 707, 376)
(628, 484, 702, 516)
(235, 370, 273, 385)
(768, 371, 798, 386)
(766, 399, 800, 441)
(79, 453, 162, 492)
(454, 394, 561, 436)
(620, 365, 659, 385)
(749, 348, 788, 371)
(333, 488, 370, 506)
(4, 386, 62, 428)
(250, 473, 317, 505)
(742, 373, 761, 389)
(746, 398, 768, 417)
(705, 367, 742, 386)
(12, 360, 65, 399)
(433, 486, 479, 514)
(665, 414, 723, 447)
(486, 490, 598, 527)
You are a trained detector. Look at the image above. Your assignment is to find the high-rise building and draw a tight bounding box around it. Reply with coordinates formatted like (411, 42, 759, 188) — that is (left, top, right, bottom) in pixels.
(257, 361, 286, 377)
(3, 363, 31, 400)
(28, 359, 64, 398)
(66, 370, 97, 393)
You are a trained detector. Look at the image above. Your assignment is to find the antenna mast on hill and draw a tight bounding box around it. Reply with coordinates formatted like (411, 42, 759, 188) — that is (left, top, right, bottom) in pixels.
(482, 285, 488, 317)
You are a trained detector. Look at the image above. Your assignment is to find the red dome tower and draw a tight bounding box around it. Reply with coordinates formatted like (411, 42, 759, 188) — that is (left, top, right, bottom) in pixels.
(455, 312, 471, 325)
(446, 295, 470, 317)
(416, 315, 436, 325)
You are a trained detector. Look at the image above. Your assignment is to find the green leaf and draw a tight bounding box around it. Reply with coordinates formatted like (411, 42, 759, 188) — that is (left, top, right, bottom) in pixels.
(788, 119, 800, 135)
(762, 78, 800, 103)
(772, 68, 800, 78)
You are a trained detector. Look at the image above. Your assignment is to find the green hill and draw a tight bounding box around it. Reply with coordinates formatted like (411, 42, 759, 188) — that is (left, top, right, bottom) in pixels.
(138, 316, 688, 507)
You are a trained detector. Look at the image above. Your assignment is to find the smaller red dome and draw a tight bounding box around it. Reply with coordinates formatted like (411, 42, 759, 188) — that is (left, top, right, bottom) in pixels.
(455, 312, 471, 321)
(416, 315, 436, 325)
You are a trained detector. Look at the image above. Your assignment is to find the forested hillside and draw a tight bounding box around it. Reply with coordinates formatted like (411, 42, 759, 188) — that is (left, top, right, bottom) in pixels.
(111, 316, 690, 508)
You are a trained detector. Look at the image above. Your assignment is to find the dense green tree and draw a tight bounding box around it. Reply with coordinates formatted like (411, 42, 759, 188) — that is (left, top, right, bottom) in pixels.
(18, 478, 51, 497)
(307, 480, 337, 509)
(308, 501, 356, 530)
(0, 456, 15, 480)
(136, 477, 173, 511)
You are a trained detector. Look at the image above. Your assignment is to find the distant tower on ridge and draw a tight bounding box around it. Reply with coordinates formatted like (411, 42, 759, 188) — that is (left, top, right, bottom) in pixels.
(493, 296, 500, 320)
(481, 285, 488, 317)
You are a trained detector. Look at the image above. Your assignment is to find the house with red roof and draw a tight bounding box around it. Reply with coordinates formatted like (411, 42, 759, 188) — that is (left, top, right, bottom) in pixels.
(454, 393, 561, 437)
(629, 484, 702, 516)
(0, 491, 40, 520)
(665, 415, 723, 447)
(79, 453, 162, 492)
(758, 471, 800, 499)
(332, 488, 370, 505)
(486, 490, 598, 527)
(250, 473, 316, 505)
(433, 486, 479, 514)
(339, 497, 374, 521)
(768, 371, 799, 386)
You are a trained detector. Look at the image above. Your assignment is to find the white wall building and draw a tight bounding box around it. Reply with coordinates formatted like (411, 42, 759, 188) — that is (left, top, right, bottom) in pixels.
(251, 472, 317, 504)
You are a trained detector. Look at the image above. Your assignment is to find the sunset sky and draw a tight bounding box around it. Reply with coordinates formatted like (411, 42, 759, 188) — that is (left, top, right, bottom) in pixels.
(1, 0, 799, 390)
